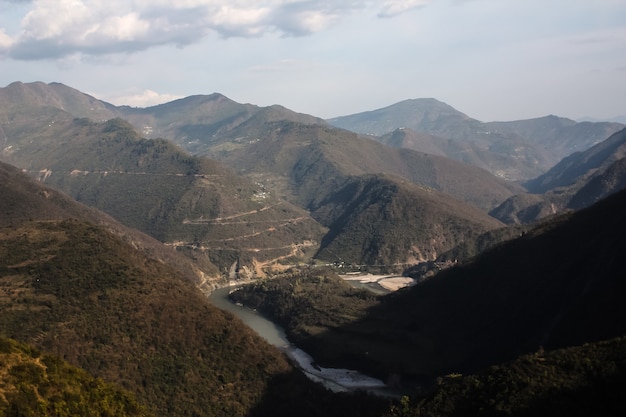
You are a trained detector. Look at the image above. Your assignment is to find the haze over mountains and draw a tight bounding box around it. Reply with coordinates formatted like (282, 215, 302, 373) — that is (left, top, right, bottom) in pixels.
(491, 127, 626, 224)
(328, 99, 624, 181)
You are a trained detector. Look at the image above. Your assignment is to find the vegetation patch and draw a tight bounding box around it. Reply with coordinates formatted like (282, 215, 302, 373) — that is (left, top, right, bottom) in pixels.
(0, 336, 150, 417)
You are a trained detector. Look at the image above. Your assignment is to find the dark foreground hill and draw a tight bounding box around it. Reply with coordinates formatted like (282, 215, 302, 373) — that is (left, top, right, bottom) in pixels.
(376, 187, 626, 377)
(396, 336, 626, 417)
(233, 188, 626, 385)
(0, 219, 294, 416)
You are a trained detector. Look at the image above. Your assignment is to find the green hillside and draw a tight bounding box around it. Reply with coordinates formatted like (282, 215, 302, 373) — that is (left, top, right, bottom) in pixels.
(0, 219, 296, 416)
(313, 174, 504, 268)
(0, 160, 205, 285)
(220, 121, 522, 212)
(0, 117, 325, 277)
(0, 337, 151, 417)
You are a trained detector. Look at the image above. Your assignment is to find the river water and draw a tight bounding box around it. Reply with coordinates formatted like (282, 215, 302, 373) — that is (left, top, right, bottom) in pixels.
(209, 286, 290, 348)
(208, 286, 389, 394)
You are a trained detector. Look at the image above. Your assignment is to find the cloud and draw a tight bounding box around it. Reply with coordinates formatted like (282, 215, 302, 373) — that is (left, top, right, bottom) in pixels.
(96, 88, 183, 108)
(0, 28, 13, 53)
(377, 0, 431, 17)
(1, 0, 427, 60)
(7, 0, 209, 59)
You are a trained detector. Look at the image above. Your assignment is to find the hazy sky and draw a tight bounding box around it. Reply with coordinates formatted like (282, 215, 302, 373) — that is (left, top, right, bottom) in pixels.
(1, 0, 625, 121)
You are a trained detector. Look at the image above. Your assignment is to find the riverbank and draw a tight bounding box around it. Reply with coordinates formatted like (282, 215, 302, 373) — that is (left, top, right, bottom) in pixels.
(340, 273, 416, 292)
(284, 346, 388, 393)
(208, 286, 398, 396)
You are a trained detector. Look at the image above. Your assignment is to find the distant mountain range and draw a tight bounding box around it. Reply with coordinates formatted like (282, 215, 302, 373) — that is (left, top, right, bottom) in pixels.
(327, 99, 624, 181)
(0, 81, 521, 274)
(1, 80, 625, 273)
(491, 127, 626, 224)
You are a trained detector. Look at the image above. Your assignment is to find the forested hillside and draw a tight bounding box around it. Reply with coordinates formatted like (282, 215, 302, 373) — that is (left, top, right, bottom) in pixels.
(233, 188, 626, 385)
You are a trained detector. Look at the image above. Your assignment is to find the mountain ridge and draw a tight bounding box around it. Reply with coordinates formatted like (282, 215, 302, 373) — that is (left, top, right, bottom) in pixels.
(491, 127, 626, 224)
(1, 81, 524, 272)
(327, 99, 624, 181)
(0, 115, 325, 278)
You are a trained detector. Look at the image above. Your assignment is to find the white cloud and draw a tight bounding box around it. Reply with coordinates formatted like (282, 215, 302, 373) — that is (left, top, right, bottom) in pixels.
(1, 0, 430, 59)
(378, 0, 431, 17)
(208, 5, 270, 37)
(0, 28, 13, 53)
(96, 88, 183, 108)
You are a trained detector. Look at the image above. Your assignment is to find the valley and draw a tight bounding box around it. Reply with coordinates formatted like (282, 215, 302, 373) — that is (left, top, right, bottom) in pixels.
(1, 81, 626, 416)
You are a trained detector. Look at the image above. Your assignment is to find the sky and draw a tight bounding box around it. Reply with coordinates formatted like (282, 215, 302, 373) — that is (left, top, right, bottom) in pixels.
(0, 0, 625, 122)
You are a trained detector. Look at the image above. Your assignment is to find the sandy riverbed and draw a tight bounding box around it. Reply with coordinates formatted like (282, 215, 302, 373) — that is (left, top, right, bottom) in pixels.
(340, 273, 415, 291)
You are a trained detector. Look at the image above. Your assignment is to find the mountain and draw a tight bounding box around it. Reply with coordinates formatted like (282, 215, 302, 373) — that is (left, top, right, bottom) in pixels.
(217, 121, 523, 212)
(0, 159, 206, 285)
(1, 82, 522, 210)
(327, 99, 624, 181)
(0, 163, 387, 417)
(0, 164, 288, 416)
(487, 115, 623, 162)
(327, 98, 476, 137)
(579, 115, 626, 124)
(312, 174, 504, 267)
(120, 94, 325, 155)
(1, 81, 523, 272)
(0, 81, 119, 121)
(491, 127, 626, 224)
(526, 127, 626, 193)
(232, 187, 626, 387)
(0, 81, 324, 157)
(0, 113, 326, 278)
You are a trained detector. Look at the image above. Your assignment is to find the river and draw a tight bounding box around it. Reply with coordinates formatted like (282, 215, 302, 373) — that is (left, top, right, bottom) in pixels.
(209, 286, 390, 394)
